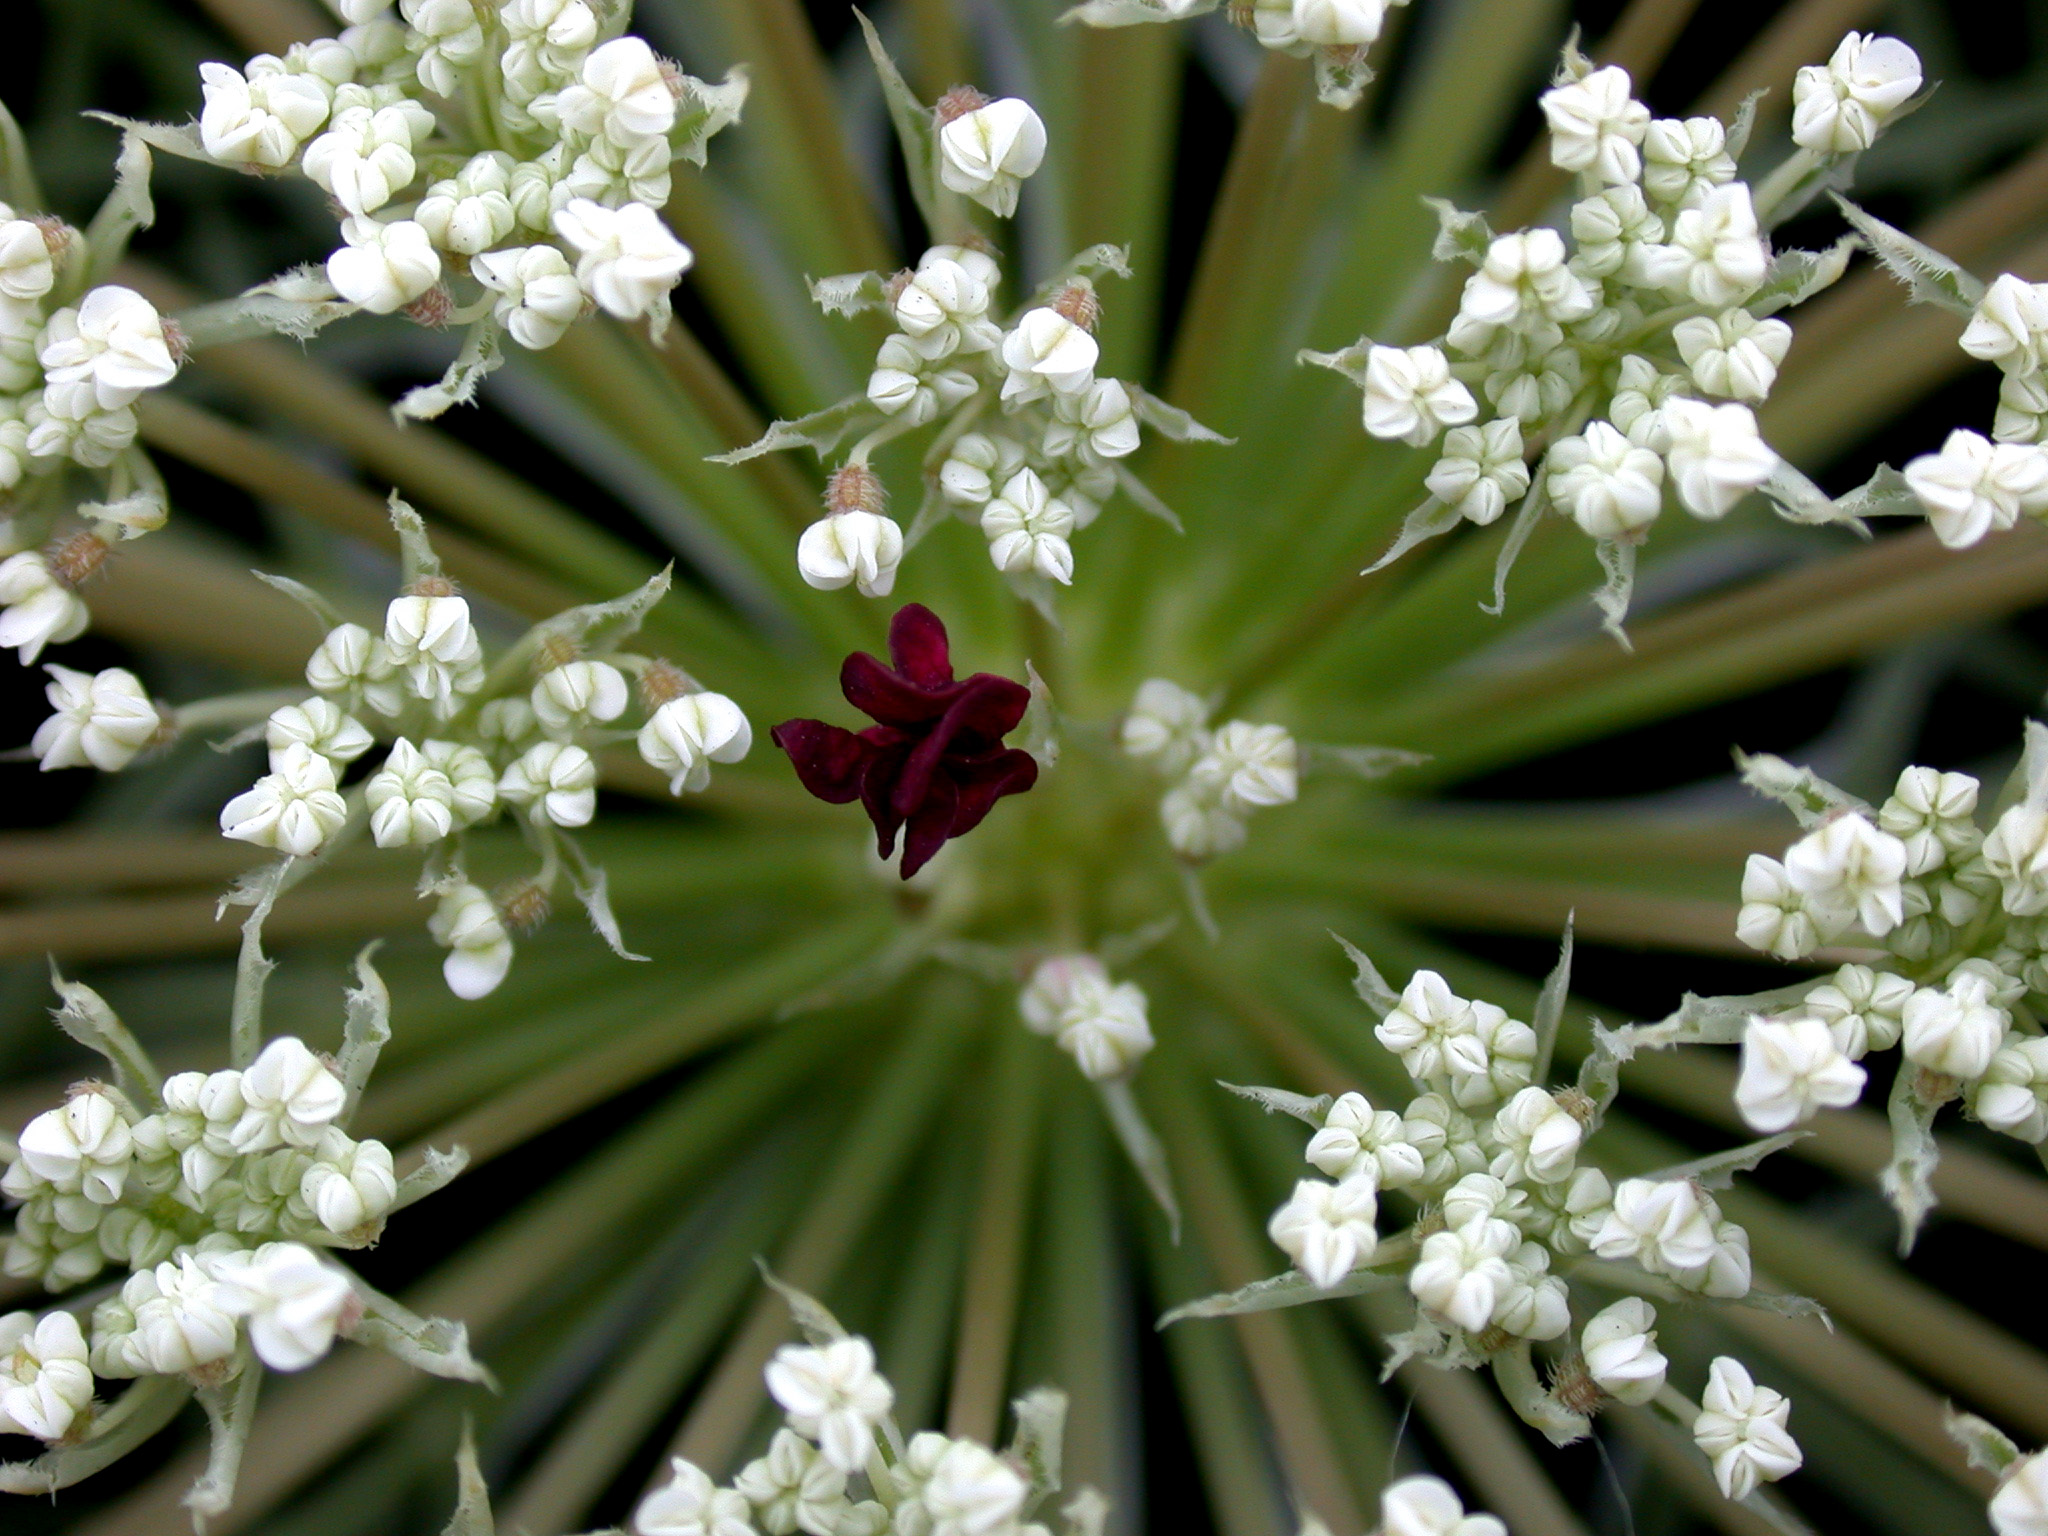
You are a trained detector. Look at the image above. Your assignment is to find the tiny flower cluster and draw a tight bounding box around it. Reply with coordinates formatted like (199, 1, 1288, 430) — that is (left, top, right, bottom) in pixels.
(1306, 36, 1924, 634)
(623, 1289, 1095, 1536)
(1019, 954, 1155, 1082)
(0, 948, 477, 1517)
(176, 0, 743, 411)
(1182, 941, 1800, 1510)
(1729, 744, 2048, 1241)
(1065, 0, 1408, 110)
(1120, 679, 1298, 861)
(21, 502, 750, 999)
(727, 76, 1220, 609)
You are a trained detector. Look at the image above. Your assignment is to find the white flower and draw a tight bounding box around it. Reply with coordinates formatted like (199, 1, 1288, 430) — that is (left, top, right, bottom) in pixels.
(233, 1036, 348, 1153)
(33, 665, 158, 771)
(1121, 678, 1210, 777)
(1591, 1177, 1719, 1272)
(384, 591, 483, 713)
(1693, 1357, 1802, 1500)
(533, 658, 630, 737)
(1187, 720, 1297, 813)
(1548, 420, 1665, 539)
(423, 739, 498, 827)
(1802, 963, 1912, 1059)
(499, 740, 599, 827)
(1642, 116, 1735, 207)
(895, 256, 1000, 358)
(1161, 779, 1245, 860)
(1426, 418, 1529, 526)
(1987, 803, 2048, 914)
(1792, 33, 1923, 154)
(1903, 428, 2048, 548)
(265, 697, 374, 769)
(1487, 1086, 1583, 1185)
(980, 468, 1077, 584)
(1305, 1092, 1425, 1188)
(1878, 766, 1982, 876)
(1268, 1177, 1377, 1288)
(430, 883, 514, 1000)
(1661, 184, 1768, 306)
(1783, 811, 1908, 936)
(1377, 1475, 1506, 1536)
(1408, 1216, 1517, 1332)
(198, 60, 332, 167)
(327, 219, 441, 314)
(558, 36, 677, 145)
(1019, 954, 1105, 1034)
(1901, 963, 2010, 1079)
(640, 692, 752, 794)
(1047, 377, 1142, 460)
(1291, 0, 1390, 47)
(1001, 307, 1098, 401)
(1454, 229, 1596, 345)
(1672, 310, 1792, 402)
(1049, 972, 1153, 1081)
(302, 104, 424, 216)
(799, 512, 905, 598)
(1962, 274, 2048, 376)
(1735, 1015, 1867, 1132)
(1736, 853, 1823, 959)
(0, 1310, 92, 1442)
(401, 0, 486, 95)
(299, 1129, 398, 1233)
(1999, 371, 2048, 443)
(23, 394, 139, 468)
(366, 737, 458, 847)
(1540, 66, 1651, 185)
(122, 1255, 239, 1374)
(554, 199, 694, 321)
(637, 1458, 758, 1536)
(938, 98, 1047, 217)
(766, 1336, 895, 1473)
(1570, 186, 1665, 280)
(473, 244, 586, 350)
(1375, 970, 1484, 1081)
(207, 1242, 354, 1371)
(1493, 1241, 1570, 1340)
(1659, 396, 1778, 519)
(1993, 1450, 2048, 1536)
(220, 742, 348, 856)
(0, 219, 52, 304)
(17, 1090, 132, 1203)
(37, 286, 178, 409)
(306, 621, 398, 708)
(414, 152, 518, 255)
(1580, 1297, 1666, 1405)
(1360, 344, 1477, 447)
(939, 433, 1026, 506)
(737, 1428, 849, 1536)
(919, 1438, 1026, 1536)
(1975, 1037, 2048, 1143)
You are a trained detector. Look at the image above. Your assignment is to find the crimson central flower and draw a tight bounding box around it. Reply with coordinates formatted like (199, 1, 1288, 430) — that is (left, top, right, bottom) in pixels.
(771, 604, 1040, 878)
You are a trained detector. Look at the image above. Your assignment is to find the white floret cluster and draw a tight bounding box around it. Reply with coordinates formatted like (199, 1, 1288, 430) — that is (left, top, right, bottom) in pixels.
(1065, 0, 1409, 110)
(1728, 743, 2048, 1237)
(1215, 947, 1800, 1508)
(185, 2, 743, 397)
(1306, 37, 1925, 634)
(734, 86, 1220, 606)
(627, 1303, 1098, 1536)
(22, 502, 749, 1001)
(1019, 954, 1155, 1082)
(1120, 678, 1298, 861)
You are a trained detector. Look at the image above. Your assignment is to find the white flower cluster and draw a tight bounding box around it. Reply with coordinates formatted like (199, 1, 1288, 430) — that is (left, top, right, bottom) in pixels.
(1730, 750, 2048, 1222)
(33, 503, 749, 1000)
(1370, 1475, 1506, 1536)
(1019, 954, 1155, 1081)
(3, 1039, 393, 1297)
(187, 3, 741, 389)
(738, 74, 1219, 606)
(1120, 679, 1297, 860)
(628, 1305, 1095, 1536)
(1307, 38, 1923, 632)
(1066, 0, 1408, 110)
(1217, 947, 1799, 1507)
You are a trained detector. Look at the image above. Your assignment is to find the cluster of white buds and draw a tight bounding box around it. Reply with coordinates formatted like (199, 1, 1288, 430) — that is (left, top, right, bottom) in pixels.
(1121, 679, 1298, 860)
(732, 64, 1220, 607)
(1691, 1357, 1804, 1500)
(1726, 740, 2048, 1239)
(2, 1038, 395, 1297)
(1067, 0, 1408, 110)
(628, 1287, 1097, 1536)
(0, 170, 185, 663)
(179, 2, 742, 412)
(1306, 36, 1927, 635)
(35, 501, 748, 999)
(1179, 937, 1798, 1510)
(1019, 954, 1155, 1081)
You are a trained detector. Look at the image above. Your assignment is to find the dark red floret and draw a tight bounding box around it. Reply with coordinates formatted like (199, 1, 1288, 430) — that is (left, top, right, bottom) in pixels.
(771, 604, 1039, 878)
